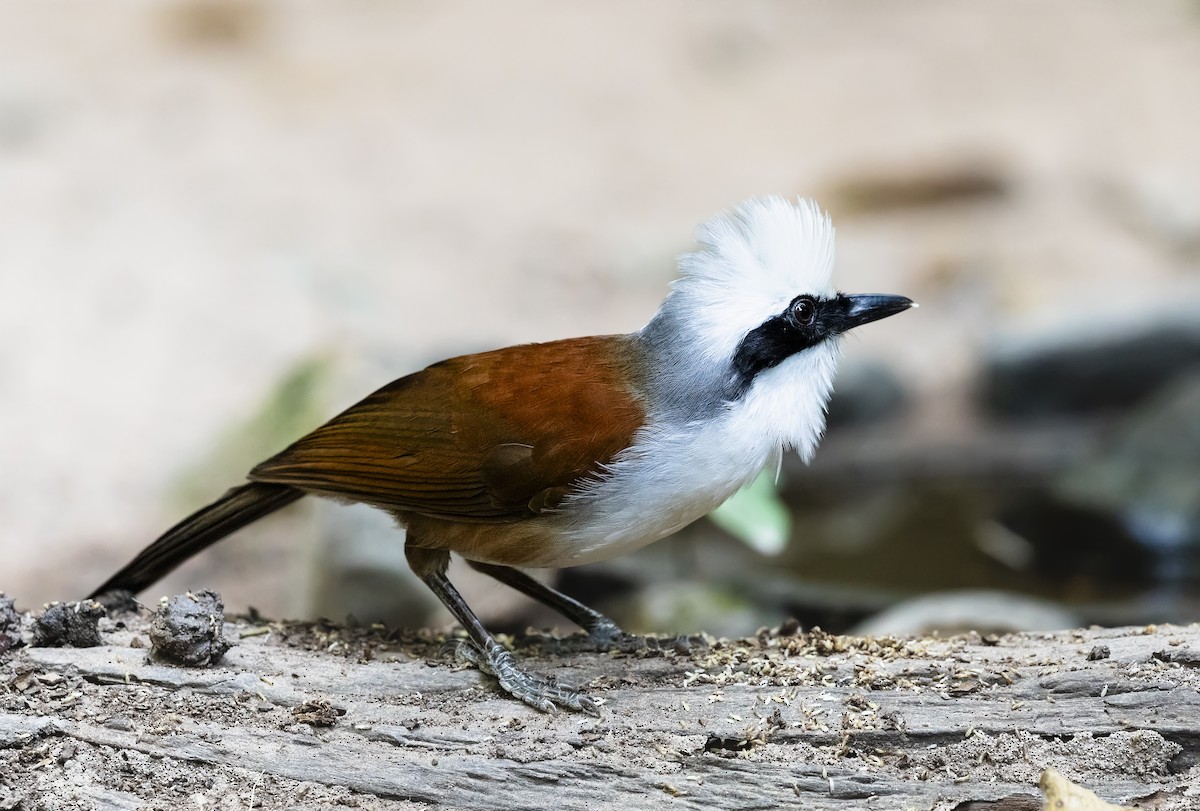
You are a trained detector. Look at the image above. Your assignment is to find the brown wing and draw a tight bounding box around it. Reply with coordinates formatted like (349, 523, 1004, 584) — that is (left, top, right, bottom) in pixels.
(247, 335, 645, 522)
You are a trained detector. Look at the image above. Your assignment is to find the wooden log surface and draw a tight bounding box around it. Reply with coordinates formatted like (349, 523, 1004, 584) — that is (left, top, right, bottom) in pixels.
(2, 609, 1198, 810)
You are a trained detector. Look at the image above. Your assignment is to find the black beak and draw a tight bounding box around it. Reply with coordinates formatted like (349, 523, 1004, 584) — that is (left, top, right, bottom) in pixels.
(841, 294, 915, 331)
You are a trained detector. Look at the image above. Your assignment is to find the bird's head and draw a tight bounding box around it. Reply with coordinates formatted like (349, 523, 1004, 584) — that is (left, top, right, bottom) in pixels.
(644, 196, 913, 457)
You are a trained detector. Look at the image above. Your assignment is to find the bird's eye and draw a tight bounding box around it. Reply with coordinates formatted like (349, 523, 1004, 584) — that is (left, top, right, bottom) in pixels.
(790, 296, 817, 326)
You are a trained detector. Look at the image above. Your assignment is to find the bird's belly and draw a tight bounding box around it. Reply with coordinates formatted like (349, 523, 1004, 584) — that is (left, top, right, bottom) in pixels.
(553, 487, 732, 566)
(409, 420, 782, 570)
(401, 479, 730, 569)
(551, 425, 779, 567)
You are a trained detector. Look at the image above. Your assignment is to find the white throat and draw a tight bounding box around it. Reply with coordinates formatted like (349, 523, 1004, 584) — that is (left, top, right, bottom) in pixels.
(557, 338, 840, 565)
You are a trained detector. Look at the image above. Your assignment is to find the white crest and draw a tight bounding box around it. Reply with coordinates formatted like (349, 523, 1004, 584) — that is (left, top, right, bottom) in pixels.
(663, 196, 836, 363)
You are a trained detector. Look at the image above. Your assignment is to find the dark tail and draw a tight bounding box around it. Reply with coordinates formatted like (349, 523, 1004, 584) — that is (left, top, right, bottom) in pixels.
(89, 482, 304, 598)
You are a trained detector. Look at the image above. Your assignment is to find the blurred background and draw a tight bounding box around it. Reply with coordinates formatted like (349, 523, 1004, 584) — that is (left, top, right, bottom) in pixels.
(3, 1, 1200, 637)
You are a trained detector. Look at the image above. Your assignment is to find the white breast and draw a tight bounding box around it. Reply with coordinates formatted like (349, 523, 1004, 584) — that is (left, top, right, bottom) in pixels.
(550, 343, 839, 567)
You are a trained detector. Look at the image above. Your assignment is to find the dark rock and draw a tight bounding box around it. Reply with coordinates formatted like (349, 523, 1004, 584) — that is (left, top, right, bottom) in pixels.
(987, 372, 1200, 618)
(1087, 645, 1111, 661)
(1055, 372, 1200, 584)
(979, 322, 1200, 419)
(826, 361, 909, 430)
(149, 590, 231, 666)
(31, 600, 105, 648)
(0, 593, 22, 655)
(995, 493, 1153, 588)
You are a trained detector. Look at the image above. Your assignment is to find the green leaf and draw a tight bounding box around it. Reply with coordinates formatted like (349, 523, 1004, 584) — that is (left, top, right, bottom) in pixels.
(709, 469, 791, 556)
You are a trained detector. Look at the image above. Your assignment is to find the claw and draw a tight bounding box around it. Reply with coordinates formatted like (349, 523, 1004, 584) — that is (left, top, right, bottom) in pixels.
(461, 640, 600, 715)
(574, 695, 602, 717)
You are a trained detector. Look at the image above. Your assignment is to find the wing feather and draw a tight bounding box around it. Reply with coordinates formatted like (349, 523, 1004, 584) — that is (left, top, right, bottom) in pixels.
(248, 336, 644, 523)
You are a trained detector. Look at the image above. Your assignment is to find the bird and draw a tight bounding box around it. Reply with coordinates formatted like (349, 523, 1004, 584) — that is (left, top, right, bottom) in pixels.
(89, 196, 914, 715)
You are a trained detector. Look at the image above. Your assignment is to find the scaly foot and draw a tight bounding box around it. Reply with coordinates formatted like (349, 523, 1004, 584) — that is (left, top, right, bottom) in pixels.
(457, 640, 601, 716)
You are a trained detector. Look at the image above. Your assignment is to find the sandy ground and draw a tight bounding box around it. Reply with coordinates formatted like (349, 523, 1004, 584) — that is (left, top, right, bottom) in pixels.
(2, 1, 1200, 615)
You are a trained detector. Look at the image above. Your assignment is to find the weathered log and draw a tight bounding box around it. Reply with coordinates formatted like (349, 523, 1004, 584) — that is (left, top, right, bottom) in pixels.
(2, 610, 1197, 810)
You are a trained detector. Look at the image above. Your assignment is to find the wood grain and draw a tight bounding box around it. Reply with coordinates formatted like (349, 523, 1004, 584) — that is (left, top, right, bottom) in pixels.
(3, 616, 1198, 809)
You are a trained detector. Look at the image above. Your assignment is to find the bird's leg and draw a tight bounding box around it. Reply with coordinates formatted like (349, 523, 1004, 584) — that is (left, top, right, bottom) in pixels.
(425, 571, 601, 715)
(408, 546, 599, 715)
(467, 560, 636, 651)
